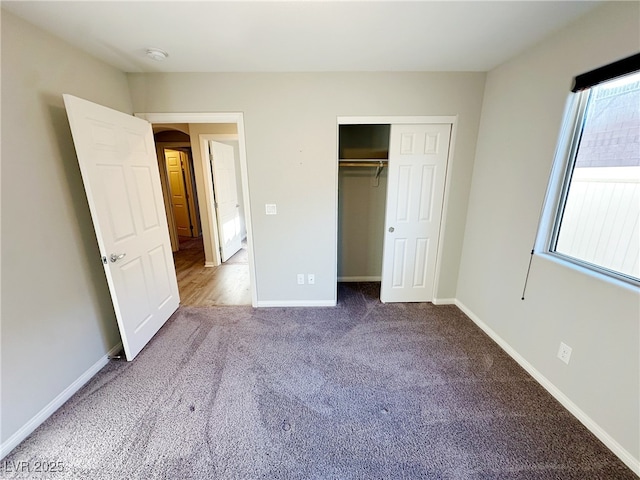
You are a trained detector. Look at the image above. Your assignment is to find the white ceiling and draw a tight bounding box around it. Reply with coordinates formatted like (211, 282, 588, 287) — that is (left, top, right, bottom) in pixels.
(3, 1, 602, 73)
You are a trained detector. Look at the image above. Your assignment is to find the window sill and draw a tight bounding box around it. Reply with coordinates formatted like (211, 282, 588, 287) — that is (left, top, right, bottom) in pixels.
(537, 252, 640, 292)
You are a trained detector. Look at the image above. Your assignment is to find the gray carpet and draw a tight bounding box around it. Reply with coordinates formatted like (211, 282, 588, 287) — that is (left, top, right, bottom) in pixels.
(1, 283, 635, 479)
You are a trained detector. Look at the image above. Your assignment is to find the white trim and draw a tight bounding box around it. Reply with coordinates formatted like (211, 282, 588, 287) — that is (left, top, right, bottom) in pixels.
(338, 276, 381, 282)
(256, 300, 336, 308)
(335, 115, 457, 305)
(0, 343, 122, 460)
(134, 112, 257, 308)
(202, 134, 239, 141)
(432, 297, 456, 305)
(535, 94, 583, 254)
(454, 299, 640, 476)
(333, 121, 340, 309)
(136, 112, 243, 124)
(338, 115, 457, 125)
(431, 119, 458, 301)
(204, 261, 216, 268)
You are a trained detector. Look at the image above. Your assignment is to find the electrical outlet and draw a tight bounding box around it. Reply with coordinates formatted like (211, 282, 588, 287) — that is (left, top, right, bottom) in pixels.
(308, 274, 315, 285)
(297, 274, 305, 285)
(557, 342, 572, 365)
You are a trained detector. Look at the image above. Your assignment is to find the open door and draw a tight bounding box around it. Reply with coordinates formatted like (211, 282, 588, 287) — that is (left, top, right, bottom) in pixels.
(209, 140, 242, 262)
(165, 148, 195, 237)
(380, 123, 451, 303)
(63, 95, 180, 360)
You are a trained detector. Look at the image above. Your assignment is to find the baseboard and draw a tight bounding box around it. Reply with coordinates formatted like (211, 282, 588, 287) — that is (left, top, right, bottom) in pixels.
(256, 300, 336, 307)
(432, 297, 456, 305)
(204, 261, 216, 268)
(0, 342, 122, 460)
(454, 300, 640, 476)
(337, 276, 381, 282)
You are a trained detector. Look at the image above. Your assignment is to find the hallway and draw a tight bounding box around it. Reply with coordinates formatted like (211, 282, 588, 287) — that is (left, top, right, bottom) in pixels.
(173, 237, 251, 306)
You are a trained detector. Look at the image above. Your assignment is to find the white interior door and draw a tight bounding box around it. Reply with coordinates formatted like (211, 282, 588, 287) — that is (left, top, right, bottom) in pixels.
(63, 94, 180, 360)
(165, 149, 192, 237)
(209, 140, 242, 262)
(380, 123, 452, 303)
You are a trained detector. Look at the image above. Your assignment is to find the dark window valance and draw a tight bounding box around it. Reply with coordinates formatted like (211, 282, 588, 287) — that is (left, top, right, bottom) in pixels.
(571, 52, 640, 92)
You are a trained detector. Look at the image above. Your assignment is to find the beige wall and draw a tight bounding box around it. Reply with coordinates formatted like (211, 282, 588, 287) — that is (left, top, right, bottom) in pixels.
(457, 2, 640, 468)
(1, 11, 131, 445)
(128, 72, 486, 303)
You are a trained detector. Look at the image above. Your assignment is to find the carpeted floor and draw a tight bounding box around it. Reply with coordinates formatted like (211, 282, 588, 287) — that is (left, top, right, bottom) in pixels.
(1, 283, 635, 479)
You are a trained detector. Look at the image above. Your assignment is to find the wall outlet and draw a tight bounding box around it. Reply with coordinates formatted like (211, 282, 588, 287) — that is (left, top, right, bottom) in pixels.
(308, 274, 315, 285)
(297, 274, 305, 285)
(557, 342, 572, 365)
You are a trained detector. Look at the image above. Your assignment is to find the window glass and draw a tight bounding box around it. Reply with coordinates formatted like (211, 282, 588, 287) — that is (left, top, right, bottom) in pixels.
(552, 72, 640, 282)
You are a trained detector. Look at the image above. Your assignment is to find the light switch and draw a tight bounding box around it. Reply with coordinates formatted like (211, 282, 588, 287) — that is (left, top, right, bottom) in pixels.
(265, 204, 277, 215)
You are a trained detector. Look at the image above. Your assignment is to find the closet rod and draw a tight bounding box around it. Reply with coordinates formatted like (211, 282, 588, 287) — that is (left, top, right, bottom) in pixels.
(339, 160, 387, 180)
(338, 160, 388, 168)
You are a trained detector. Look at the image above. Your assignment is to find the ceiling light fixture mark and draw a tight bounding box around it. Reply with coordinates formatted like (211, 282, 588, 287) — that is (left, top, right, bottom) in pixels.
(146, 48, 169, 61)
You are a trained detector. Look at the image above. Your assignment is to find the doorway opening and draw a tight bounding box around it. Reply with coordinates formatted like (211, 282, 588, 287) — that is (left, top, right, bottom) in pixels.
(138, 113, 256, 307)
(153, 126, 201, 246)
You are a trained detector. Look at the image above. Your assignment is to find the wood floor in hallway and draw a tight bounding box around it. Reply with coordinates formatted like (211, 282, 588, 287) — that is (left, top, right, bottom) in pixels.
(173, 236, 251, 306)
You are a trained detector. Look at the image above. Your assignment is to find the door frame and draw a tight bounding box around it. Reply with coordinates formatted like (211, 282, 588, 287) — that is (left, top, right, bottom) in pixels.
(154, 142, 184, 251)
(136, 112, 257, 308)
(159, 144, 200, 250)
(335, 115, 458, 303)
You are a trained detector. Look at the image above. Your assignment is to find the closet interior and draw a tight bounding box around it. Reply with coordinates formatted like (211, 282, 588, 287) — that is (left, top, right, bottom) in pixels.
(338, 124, 390, 282)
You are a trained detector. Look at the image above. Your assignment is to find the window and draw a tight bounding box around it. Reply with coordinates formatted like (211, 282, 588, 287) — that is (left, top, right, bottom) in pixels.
(546, 55, 640, 284)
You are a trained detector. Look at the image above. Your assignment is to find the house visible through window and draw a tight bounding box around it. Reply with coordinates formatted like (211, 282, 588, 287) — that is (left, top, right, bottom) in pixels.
(549, 61, 639, 284)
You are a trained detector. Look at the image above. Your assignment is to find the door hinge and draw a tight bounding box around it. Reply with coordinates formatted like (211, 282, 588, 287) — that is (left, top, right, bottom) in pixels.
(101, 256, 108, 265)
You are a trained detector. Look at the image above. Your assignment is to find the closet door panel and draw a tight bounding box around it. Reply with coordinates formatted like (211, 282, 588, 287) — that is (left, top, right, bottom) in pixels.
(381, 123, 452, 303)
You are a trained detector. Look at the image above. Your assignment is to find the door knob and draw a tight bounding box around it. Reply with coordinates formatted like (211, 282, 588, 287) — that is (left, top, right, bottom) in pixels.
(388, 227, 395, 233)
(110, 253, 127, 263)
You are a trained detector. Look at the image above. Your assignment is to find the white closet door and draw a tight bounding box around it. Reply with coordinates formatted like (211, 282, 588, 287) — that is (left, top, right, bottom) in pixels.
(380, 123, 451, 303)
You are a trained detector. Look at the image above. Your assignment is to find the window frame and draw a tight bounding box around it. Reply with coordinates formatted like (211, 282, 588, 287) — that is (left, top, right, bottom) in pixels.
(549, 90, 590, 253)
(538, 76, 640, 287)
